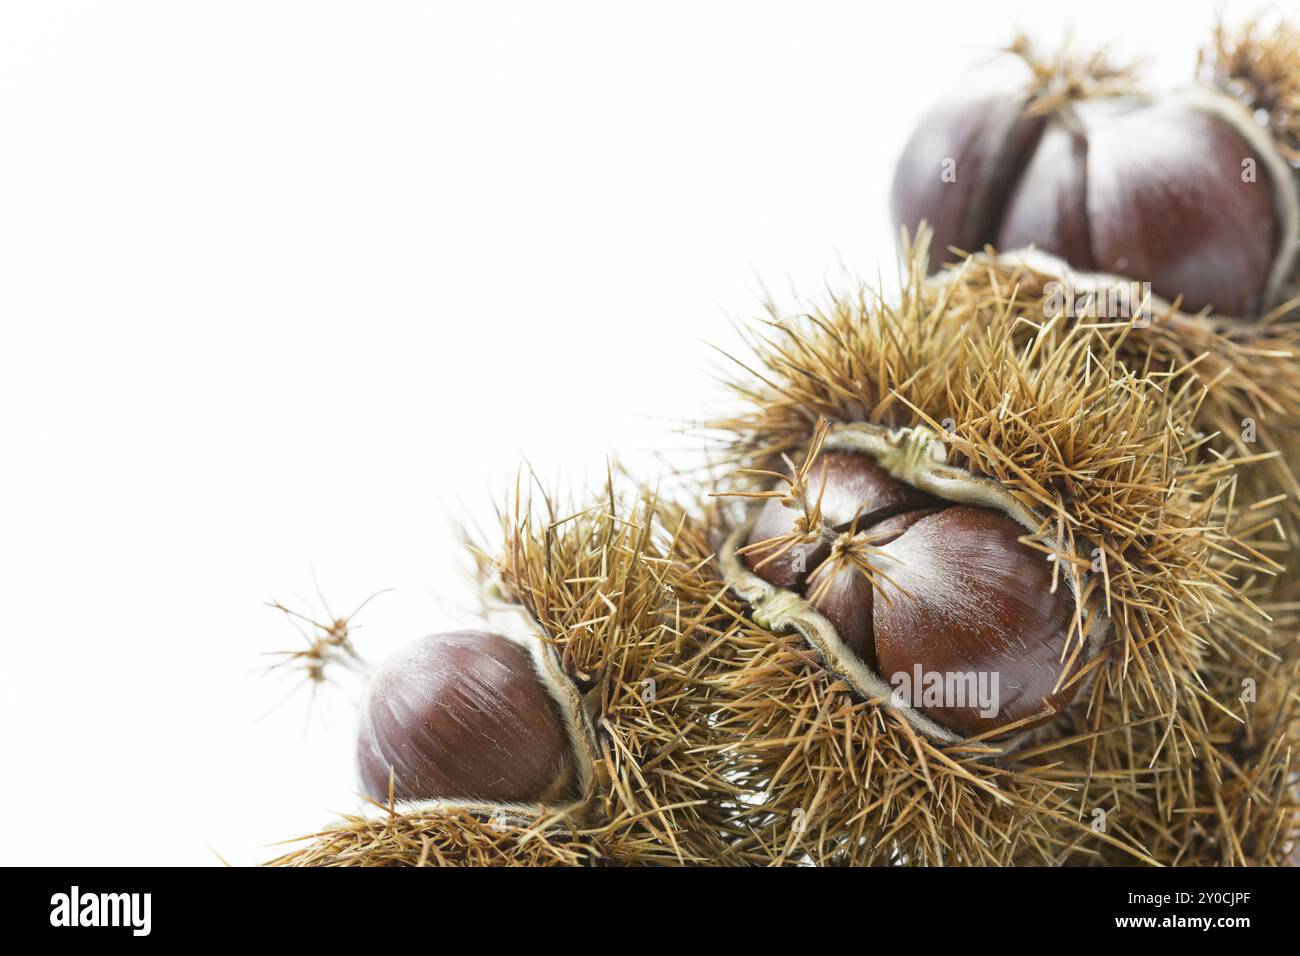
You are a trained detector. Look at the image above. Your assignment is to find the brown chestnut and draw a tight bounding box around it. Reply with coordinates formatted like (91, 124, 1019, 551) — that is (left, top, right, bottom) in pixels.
(870, 506, 1076, 737)
(804, 508, 946, 667)
(890, 67, 1047, 263)
(356, 630, 574, 805)
(1070, 100, 1277, 317)
(997, 117, 1093, 270)
(892, 57, 1290, 316)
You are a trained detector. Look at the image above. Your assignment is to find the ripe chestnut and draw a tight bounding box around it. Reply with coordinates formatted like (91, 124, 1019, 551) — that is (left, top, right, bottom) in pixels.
(890, 41, 1298, 317)
(870, 506, 1076, 736)
(356, 630, 576, 805)
(740, 443, 1080, 738)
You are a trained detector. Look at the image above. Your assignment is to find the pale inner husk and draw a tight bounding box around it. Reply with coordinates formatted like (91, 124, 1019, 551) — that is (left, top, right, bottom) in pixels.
(719, 421, 1110, 746)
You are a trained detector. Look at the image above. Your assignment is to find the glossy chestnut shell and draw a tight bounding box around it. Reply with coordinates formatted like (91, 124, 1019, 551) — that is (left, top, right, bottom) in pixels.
(891, 74, 1282, 317)
(356, 630, 574, 804)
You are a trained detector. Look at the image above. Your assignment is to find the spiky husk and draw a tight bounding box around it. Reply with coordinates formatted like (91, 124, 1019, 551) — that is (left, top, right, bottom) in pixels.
(927, 246, 1300, 597)
(1201, 16, 1300, 164)
(1076, 635, 1299, 866)
(265, 806, 605, 867)
(691, 234, 1295, 864)
(269, 481, 747, 866)
(666, 516, 1151, 864)
(906, 11, 1300, 587)
(657, 497, 1298, 867)
(481, 478, 749, 864)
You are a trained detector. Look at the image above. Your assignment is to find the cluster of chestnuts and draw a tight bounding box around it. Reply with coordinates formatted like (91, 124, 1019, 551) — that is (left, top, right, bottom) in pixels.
(741, 446, 1080, 738)
(890, 40, 1299, 317)
(269, 17, 1300, 867)
(347, 438, 1089, 807)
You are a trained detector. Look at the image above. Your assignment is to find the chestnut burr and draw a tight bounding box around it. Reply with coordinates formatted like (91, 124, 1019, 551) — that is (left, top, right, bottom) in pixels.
(356, 630, 574, 805)
(744, 448, 1079, 738)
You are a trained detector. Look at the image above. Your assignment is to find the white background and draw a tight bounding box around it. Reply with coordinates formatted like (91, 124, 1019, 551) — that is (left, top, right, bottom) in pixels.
(0, 0, 1277, 865)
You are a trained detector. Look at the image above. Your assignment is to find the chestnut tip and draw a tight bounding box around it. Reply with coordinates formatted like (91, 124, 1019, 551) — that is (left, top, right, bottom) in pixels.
(744, 451, 939, 591)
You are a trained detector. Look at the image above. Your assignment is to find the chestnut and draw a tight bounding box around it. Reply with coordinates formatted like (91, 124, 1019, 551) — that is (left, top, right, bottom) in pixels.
(870, 506, 1076, 737)
(891, 43, 1298, 317)
(803, 508, 944, 667)
(355, 630, 575, 805)
(740, 443, 1080, 738)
